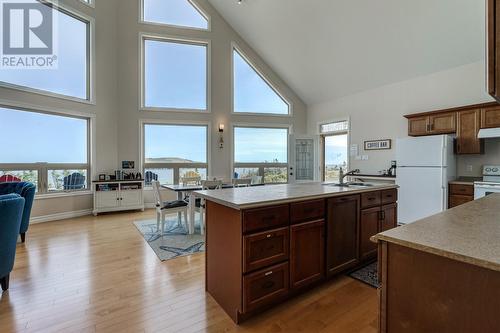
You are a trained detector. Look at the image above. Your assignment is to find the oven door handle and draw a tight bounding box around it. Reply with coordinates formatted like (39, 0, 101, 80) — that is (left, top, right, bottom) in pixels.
(475, 184, 500, 189)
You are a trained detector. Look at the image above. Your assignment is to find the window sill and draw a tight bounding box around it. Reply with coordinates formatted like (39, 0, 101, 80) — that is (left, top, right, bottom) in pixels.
(35, 190, 93, 200)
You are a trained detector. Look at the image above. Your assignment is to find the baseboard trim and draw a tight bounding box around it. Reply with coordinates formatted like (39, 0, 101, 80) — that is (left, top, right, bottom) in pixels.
(30, 209, 93, 224)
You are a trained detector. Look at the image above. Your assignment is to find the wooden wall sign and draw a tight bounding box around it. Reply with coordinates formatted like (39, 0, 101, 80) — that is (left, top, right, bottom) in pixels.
(364, 139, 392, 150)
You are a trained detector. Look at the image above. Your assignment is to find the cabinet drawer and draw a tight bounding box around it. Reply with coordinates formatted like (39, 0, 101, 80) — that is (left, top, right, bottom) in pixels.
(381, 189, 397, 205)
(361, 191, 381, 208)
(244, 227, 289, 273)
(449, 195, 473, 208)
(243, 262, 289, 313)
(290, 199, 325, 224)
(449, 184, 474, 196)
(243, 205, 289, 234)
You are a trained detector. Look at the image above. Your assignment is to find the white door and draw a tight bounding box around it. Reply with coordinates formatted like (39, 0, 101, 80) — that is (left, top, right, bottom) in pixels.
(121, 190, 142, 207)
(396, 167, 446, 224)
(96, 191, 119, 209)
(290, 136, 318, 183)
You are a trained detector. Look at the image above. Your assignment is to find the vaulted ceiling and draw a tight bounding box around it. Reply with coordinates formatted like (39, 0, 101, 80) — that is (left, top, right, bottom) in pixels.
(208, 0, 485, 105)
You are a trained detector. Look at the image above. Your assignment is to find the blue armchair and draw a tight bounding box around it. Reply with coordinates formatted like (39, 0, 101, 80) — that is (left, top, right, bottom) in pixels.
(0, 194, 25, 291)
(0, 182, 36, 242)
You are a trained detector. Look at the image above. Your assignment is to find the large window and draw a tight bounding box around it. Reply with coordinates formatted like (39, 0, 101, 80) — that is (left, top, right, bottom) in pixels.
(233, 126, 289, 184)
(0, 106, 90, 193)
(142, 0, 208, 30)
(142, 37, 208, 111)
(320, 120, 349, 182)
(143, 123, 208, 185)
(0, 2, 90, 100)
(233, 47, 290, 115)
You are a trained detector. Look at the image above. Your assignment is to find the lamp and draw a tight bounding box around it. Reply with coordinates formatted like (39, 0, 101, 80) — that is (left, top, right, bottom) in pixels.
(218, 124, 224, 149)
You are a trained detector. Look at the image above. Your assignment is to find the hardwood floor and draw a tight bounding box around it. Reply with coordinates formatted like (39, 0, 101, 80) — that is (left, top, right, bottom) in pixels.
(0, 210, 378, 333)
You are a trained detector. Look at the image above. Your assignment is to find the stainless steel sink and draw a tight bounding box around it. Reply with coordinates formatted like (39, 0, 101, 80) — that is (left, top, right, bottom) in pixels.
(323, 182, 374, 188)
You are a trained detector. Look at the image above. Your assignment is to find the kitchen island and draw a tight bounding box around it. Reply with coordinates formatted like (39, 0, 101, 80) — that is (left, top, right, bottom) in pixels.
(372, 194, 500, 333)
(196, 182, 399, 323)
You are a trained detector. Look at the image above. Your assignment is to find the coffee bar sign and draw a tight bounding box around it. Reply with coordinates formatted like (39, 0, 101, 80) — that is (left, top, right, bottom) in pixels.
(364, 139, 392, 150)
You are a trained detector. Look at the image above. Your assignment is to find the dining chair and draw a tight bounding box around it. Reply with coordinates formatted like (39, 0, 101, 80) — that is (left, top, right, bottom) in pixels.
(151, 181, 189, 235)
(251, 176, 263, 185)
(232, 178, 252, 187)
(199, 180, 223, 235)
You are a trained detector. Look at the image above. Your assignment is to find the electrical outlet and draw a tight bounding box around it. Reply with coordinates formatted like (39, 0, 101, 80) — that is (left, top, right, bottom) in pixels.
(361, 155, 369, 161)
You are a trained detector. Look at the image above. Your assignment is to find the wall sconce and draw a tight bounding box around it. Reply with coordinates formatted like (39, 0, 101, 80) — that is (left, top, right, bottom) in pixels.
(218, 123, 224, 149)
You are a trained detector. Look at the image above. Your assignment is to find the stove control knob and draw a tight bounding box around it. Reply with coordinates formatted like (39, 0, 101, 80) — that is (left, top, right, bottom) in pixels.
(493, 168, 499, 173)
(486, 168, 492, 172)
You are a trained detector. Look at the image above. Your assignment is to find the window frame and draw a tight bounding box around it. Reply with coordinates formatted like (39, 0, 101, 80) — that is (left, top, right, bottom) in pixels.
(231, 42, 292, 117)
(318, 118, 350, 182)
(0, 100, 94, 197)
(139, 119, 211, 186)
(231, 123, 291, 184)
(139, 0, 211, 31)
(0, 1, 95, 104)
(139, 33, 211, 113)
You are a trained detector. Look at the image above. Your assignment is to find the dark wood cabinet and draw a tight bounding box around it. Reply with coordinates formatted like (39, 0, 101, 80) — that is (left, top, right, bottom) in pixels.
(326, 195, 359, 275)
(448, 183, 474, 209)
(243, 205, 289, 234)
(360, 207, 380, 260)
(243, 227, 289, 273)
(456, 109, 484, 154)
(487, 0, 500, 101)
(428, 112, 456, 134)
(380, 203, 397, 232)
(290, 199, 325, 224)
(481, 106, 500, 128)
(290, 220, 325, 289)
(408, 116, 429, 136)
(243, 262, 289, 313)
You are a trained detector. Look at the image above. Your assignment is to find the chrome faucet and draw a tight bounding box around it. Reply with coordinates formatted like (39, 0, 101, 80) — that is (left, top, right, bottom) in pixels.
(338, 168, 360, 185)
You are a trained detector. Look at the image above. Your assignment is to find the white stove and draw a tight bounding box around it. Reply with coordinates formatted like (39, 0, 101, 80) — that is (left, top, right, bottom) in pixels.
(474, 165, 500, 199)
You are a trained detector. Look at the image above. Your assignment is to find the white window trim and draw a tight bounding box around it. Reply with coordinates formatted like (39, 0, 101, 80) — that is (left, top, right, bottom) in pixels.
(0, 99, 96, 197)
(231, 122, 292, 184)
(231, 42, 293, 117)
(139, 33, 211, 113)
(138, 0, 211, 32)
(318, 117, 351, 181)
(0, 1, 96, 105)
(78, 0, 95, 9)
(139, 119, 212, 186)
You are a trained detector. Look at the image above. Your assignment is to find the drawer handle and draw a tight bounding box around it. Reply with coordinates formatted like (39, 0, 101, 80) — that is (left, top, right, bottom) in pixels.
(262, 281, 275, 289)
(264, 271, 273, 276)
(266, 234, 273, 238)
(385, 194, 393, 198)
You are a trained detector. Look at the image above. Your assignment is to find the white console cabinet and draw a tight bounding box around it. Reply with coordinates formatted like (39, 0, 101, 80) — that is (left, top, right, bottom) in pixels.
(93, 180, 144, 216)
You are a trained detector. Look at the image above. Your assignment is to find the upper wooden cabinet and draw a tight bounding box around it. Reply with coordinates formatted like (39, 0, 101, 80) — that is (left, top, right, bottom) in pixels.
(428, 112, 456, 134)
(487, 0, 500, 101)
(407, 112, 455, 136)
(456, 109, 484, 154)
(481, 106, 500, 128)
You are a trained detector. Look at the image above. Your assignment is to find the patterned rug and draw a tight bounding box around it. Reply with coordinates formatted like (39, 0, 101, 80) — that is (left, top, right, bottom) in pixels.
(134, 215, 205, 261)
(349, 262, 379, 288)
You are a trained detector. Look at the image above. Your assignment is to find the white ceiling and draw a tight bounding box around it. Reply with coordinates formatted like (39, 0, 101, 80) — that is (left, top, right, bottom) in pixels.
(208, 0, 485, 105)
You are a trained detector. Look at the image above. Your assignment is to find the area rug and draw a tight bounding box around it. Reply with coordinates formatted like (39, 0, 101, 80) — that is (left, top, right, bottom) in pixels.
(349, 262, 379, 288)
(134, 215, 205, 261)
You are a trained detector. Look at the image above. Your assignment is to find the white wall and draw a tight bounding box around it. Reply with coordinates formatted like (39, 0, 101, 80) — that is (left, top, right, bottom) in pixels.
(307, 61, 495, 176)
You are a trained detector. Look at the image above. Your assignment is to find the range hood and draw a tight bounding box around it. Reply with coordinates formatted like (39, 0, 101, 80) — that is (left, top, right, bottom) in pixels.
(478, 127, 500, 138)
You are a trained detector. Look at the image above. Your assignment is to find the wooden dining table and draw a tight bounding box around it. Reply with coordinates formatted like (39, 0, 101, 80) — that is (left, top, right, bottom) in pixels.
(161, 183, 264, 234)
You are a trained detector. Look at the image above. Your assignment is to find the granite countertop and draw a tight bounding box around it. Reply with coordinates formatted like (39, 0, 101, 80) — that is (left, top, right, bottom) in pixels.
(195, 182, 398, 210)
(373, 194, 500, 272)
(449, 177, 482, 185)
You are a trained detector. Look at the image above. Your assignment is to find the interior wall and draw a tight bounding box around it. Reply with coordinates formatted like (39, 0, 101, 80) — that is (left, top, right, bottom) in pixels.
(307, 61, 495, 177)
(0, 0, 119, 219)
(116, 0, 307, 202)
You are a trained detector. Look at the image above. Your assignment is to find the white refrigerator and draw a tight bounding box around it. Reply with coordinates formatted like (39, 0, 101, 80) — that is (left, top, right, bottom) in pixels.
(396, 135, 456, 225)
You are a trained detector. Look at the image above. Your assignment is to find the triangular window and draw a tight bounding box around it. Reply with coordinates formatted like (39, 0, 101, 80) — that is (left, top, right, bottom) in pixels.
(233, 48, 290, 115)
(143, 0, 209, 30)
